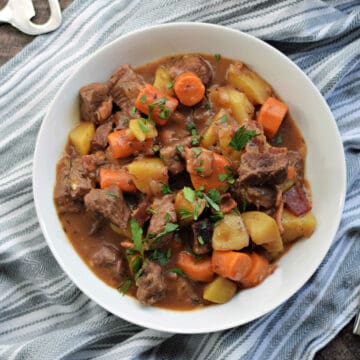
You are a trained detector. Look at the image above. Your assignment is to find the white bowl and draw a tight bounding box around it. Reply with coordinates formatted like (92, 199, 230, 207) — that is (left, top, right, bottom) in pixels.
(33, 22, 346, 333)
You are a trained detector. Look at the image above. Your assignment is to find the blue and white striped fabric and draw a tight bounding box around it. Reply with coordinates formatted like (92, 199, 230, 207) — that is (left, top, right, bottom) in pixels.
(1, 1, 359, 359)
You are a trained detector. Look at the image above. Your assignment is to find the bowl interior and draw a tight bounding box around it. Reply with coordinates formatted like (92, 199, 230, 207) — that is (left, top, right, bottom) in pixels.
(33, 23, 346, 333)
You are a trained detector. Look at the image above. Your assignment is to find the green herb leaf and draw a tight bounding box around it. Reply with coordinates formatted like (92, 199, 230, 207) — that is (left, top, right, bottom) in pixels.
(183, 186, 196, 203)
(201, 193, 220, 211)
(179, 208, 194, 220)
(150, 222, 179, 243)
(168, 268, 186, 278)
(140, 94, 147, 104)
(241, 199, 247, 212)
(275, 132, 283, 145)
(166, 81, 174, 89)
(215, 54, 221, 62)
(130, 218, 144, 257)
(131, 106, 137, 116)
(196, 167, 204, 174)
(208, 189, 221, 205)
(105, 191, 118, 198)
(228, 126, 258, 151)
(210, 210, 224, 223)
(198, 235, 204, 245)
(220, 114, 227, 123)
(161, 183, 173, 194)
(146, 207, 157, 215)
(187, 248, 203, 261)
(205, 102, 211, 111)
(137, 119, 150, 133)
(186, 122, 196, 131)
(176, 144, 184, 154)
(134, 268, 143, 281)
(130, 255, 142, 274)
(192, 148, 202, 158)
(117, 279, 132, 295)
(218, 173, 227, 182)
(166, 248, 172, 259)
(150, 250, 168, 266)
(191, 137, 199, 146)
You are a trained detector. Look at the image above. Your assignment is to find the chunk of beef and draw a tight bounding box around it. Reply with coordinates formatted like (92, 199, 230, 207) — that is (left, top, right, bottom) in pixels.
(91, 244, 125, 279)
(193, 99, 212, 125)
(158, 110, 191, 146)
(147, 195, 177, 249)
(238, 150, 288, 186)
(82, 151, 107, 174)
(192, 219, 213, 255)
(287, 150, 304, 182)
(84, 185, 130, 229)
(80, 83, 112, 123)
(69, 157, 94, 199)
(54, 157, 82, 213)
(176, 277, 202, 305)
(184, 147, 213, 177)
(136, 261, 166, 305)
(230, 181, 276, 209)
(91, 122, 113, 151)
(168, 55, 213, 85)
(283, 185, 311, 216)
(160, 136, 191, 175)
(112, 111, 132, 130)
(132, 197, 151, 227)
(219, 193, 238, 214)
(108, 64, 145, 110)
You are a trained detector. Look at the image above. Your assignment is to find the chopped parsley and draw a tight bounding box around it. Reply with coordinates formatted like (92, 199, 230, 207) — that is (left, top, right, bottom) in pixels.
(130, 218, 144, 257)
(150, 250, 169, 266)
(105, 191, 118, 198)
(217, 165, 235, 184)
(151, 145, 160, 154)
(130, 106, 137, 116)
(186, 122, 196, 131)
(192, 148, 202, 158)
(139, 94, 147, 104)
(214, 54, 221, 62)
(166, 81, 174, 89)
(150, 223, 179, 243)
(176, 144, 184, 154)
(178, 208, 195, 220)
(191, 137, 199, 146)
(241, 199, 247, 212)
(220, 114, 227, 123)
(196, 167, 204, 174)
(228, 126, 258, 151)
(205, 102, 211, 111)
(183, 186, 196, 202)
(117, 279, 132, 295)
(275, 132, 283, 145)
(198, 235, 204, 245)
(164, 213, 171, 222)
(161, 183, 173, 194)
(168, 268, 186, 278)
(146, 207, 157, 215)
(210, 210, 224, 223)
(130, 255, 142, 274)
(208, 189, 221, 205)
(137, 119, 150, 133)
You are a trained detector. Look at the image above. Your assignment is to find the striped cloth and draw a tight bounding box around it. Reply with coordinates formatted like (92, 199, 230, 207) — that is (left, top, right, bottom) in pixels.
(0, 0, 359, 359)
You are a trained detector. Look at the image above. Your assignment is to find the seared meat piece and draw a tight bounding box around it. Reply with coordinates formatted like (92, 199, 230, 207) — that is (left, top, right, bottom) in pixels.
(184, 147, 213, 177)
(136, 261, 166, 305)
(219, 193, 238, 214)
(91, 244, 125, 278)
(132, 197, 151, 227)
(84, 185, 130, 229)
(283, 185, 311, 216)
(287, 150, 304, 182)
(112, 111, 132, 130)
(69, 157, 94, 199)
(168, 55, 213, 85)
(160, 137, 191, 175)
(91, 122, 113, 151)
(192, 219, 213, 255)
(147, 195, 177, 249)
(238, 150, 288, 186)
(80, 83, 112, 123)
(230, 183, 277, 209)
(54, 157, 82, 213)
(108, 64, 145, 109)
(176, 277, 201, 305)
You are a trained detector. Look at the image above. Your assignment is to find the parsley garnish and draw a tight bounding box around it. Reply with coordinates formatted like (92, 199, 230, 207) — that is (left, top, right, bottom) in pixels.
(130, 218, 144, 257)
(191, 137, 199, 146)
(186, 122, 196, 131)
(146, 207, 157, 215)
(220, 114, 227, 123)
(130, 255, 142, 274)
(150, 250, 169, 266)
(176, 144, 184, 154)
(183, 186, 196, 202)
(137, 119, 150, 133)
(168, 268, 186, 278)
(217, 165, 235, 184)
(275, 132, 283, 145)
(161, 183, 173, 194)
(188, 248, 203, 261)
(140, 94, 147, 104)
(208, 189, 221, 205)
(215, 54, 221, 62)
(178, 208, 194, 220)
(131, 106, 137, 116)
(210, 211, 224, 223)
(105, 191, 118, 198)
(166, 81, 174, 89)
(151, 223, 179, 243)
(196, 167, 204, 174)
(241, 199, 247, 212)
(228, 126, 258, 151)
(192, 148, 202, 158)
(198, 235, 204, 245)
(152, 145, 160, 154)
(205, 102, 211, 111)
(117, 279, 132, 295)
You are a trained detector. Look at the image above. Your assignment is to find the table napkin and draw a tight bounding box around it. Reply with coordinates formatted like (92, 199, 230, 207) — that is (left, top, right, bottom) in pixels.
(0, 1, 359, 359)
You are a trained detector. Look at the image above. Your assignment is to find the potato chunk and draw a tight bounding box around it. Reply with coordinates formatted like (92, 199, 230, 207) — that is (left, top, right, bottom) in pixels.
(129, 118, 158, 142)
(212, 214, 249, 251)
(175, 190, 206, 225)
(281, 209, 317, 243)
(227, 63, 272, 105)
(127, 158, 168, 195)
(242, 211, 283, 258)
(227, 87, 254, 124)
(153, 66, 174, 96)
(69, 122, 95, 155)
(203, 276, 237, 304)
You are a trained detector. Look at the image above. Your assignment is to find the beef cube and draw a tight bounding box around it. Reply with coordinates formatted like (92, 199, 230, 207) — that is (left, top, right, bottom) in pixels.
(132, 197, 151, 227)
(91, 122, 113, 151)
(69, 157, 94, 199)
(91, 244, 125, 279)
(136, 261, 166, 305)
(112, 111, 132, 130)
(192, 218, 213, 255)
(108, 64, 145, 109)
(160, 137, 191, 175)
(80, 83, 112, 123)
(168, 55, 213, 85)
(287, 150, 304, 182)
(238, 150, 288, 185)
(283, 185, 311, 216)
(84, 185, 130, 229)
(219, 193, 237, 214)
(184, 147, 213, 177)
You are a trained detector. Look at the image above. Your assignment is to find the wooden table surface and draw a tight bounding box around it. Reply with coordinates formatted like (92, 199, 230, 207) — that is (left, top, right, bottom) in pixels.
(1, 1, 359, 358)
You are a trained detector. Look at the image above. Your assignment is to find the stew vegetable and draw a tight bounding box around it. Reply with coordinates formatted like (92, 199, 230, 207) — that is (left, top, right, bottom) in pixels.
(54, 53, 316, 310)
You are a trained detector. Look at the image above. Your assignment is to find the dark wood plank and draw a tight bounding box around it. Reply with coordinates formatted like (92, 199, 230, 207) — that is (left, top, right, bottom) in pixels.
(0, 1, 358, 358)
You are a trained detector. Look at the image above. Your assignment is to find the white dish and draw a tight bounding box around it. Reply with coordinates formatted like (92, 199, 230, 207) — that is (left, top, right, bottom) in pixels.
(33, 22, 346, 333)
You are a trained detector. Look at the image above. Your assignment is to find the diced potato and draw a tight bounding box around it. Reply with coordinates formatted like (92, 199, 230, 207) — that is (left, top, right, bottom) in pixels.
(212, 214, 249, 251)
(129, 118, 158, 142)
(127, 158, 168, 194)
(153, 66, 174, 96)
(201, 123, 218, 149)
(203, 276, 237, 304)
(69, 122, 95, 155)
(242, 211, 283, 258)
(227, 87, 254, 124)
(227, 63, 272, 105)
(218, 126, 242, 166)
(175, 190, 206, 225)
(281, 209, 317, 244)
(110, 223, 131, 239)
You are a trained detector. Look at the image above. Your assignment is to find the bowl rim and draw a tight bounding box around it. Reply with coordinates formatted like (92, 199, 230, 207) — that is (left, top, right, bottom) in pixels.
(33, 21, 346, 333)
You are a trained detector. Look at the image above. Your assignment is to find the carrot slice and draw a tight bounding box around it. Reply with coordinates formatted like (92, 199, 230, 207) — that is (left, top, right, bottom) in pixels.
(190, 152, 232, 192)
(257, 97, 288, 138)
(212, 251, 252, 281)
(177, 251, 214, 282)
(240, 253, 276, 288)
(135, 84, 178, 125)
(174, 71, 205, 106)
(287, 165, 295, 180)
(107, 129, 153, 159)
(99, 168, 137, 192)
